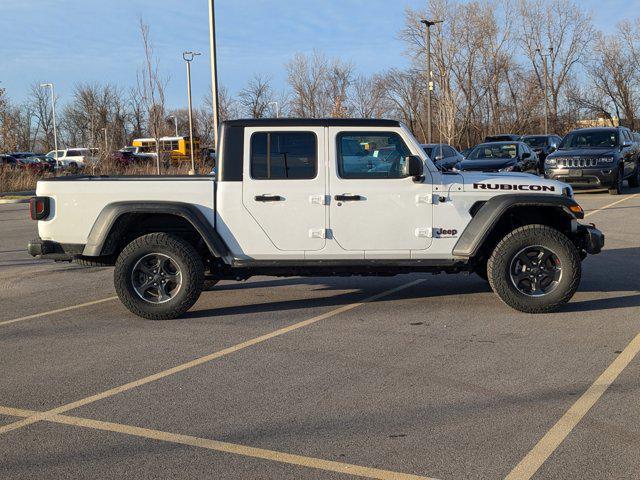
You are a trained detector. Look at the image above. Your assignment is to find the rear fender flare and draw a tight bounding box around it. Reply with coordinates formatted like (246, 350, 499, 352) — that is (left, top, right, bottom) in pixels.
(83, 201, 229, 258)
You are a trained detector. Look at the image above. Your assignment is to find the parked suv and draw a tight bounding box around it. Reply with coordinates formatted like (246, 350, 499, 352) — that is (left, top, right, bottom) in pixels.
(521, 135, 563, 173)
(544, 127, 639, 195)
(454, 141, 538, 174)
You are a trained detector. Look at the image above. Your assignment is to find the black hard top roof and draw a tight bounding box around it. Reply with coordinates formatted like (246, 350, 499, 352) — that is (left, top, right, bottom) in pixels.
(222, 118, 402, 128)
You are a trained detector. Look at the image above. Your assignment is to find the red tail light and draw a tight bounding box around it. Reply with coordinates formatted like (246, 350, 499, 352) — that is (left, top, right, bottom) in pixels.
(29, 197, 50, 220)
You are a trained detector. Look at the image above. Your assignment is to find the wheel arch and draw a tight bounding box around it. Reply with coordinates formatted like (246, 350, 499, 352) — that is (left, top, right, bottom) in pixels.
(83, 202, 229, 259)
(453, 194, 582, 260)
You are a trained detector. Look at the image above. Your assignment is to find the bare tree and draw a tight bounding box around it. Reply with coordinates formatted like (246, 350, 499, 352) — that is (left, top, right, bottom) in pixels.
(28, 83, 57, 152)
(137, 19, 169, 173)
(238, 75, 274, 118)
(518, 0, 595, 132)
(350, 74, 390, 118)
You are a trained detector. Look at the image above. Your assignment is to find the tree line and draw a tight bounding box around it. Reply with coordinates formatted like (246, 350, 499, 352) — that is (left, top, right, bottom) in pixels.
(1, 0, 639, 156)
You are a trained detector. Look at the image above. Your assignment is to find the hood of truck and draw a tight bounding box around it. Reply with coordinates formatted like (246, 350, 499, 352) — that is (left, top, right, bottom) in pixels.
(455, 171, 568, 195)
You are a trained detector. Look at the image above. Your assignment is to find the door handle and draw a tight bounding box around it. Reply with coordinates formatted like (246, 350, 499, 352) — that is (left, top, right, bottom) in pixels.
(334, 194, 363, 202)
(255, 194, 284, 202)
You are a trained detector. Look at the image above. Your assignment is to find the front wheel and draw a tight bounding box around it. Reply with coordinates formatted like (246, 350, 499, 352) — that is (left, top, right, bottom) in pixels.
(628, 164, 639, 188)
(608, 166, 624, 195)
(114, 233, 205, 320)
(487, 225, 581, 313)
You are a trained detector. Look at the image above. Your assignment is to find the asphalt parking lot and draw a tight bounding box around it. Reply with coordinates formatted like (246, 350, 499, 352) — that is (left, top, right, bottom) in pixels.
(1, 189, 639, 480)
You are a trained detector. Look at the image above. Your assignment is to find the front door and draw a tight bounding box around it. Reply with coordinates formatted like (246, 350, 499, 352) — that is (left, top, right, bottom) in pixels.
(242, 127, 327, 251)
(328, 128, 433, 253)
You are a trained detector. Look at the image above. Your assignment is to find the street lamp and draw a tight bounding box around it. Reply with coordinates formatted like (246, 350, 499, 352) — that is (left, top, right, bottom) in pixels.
(40, 83, 58, 158)
(420, 19, 443, 144)
(268, 101, 280, 118)
(208, 0, 220, 151)
(536, 46, 553, 135)
(183, 51, 201, 175)
(168, 115, 178, 137)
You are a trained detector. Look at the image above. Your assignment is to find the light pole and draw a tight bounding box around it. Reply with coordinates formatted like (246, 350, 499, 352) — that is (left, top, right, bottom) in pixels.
(420, 19, 443, 144)
(40, 83, 58, 157)
(268, 101, 280, 118)
(168, 115, 178, 137)
(103, 127, 108, 155)
(183, 51, 201, 175)
(537, 46, 553, 135)
(208, 0, 220, 151)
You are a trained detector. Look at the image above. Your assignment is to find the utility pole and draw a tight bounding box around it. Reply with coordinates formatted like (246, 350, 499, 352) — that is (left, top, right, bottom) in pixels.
(420, 19, 443, 144)
(168, 115, 178, 137)
(537, 46, 553, 135)
(103, 127, 108, 155)
(268, 101, 280, 118)
(183, 51, 201, 175)
(40, 83, 58, 157)
(208, 0, 220, 151)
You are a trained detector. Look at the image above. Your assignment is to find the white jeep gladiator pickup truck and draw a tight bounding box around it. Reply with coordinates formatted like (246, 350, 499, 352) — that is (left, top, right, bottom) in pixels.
(28, 119, 604, 320)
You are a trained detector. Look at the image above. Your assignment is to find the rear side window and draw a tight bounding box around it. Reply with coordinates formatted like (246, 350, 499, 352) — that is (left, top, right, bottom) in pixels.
(337, 132, 411, 179)
(250, 132, 317, 180)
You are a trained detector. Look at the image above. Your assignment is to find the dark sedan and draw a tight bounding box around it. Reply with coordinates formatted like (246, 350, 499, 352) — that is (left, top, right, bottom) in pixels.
(521, 135, 563, 173)
(420, 143, 464, 170)
(454, 142, 539, 173)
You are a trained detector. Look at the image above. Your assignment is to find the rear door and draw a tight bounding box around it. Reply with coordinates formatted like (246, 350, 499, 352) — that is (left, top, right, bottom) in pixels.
(242, 127, 327, 252)
(328, 128, 433, 254)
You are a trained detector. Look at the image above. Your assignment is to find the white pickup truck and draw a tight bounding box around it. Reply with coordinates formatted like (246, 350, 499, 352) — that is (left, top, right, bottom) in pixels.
(28, 119, 604, 319)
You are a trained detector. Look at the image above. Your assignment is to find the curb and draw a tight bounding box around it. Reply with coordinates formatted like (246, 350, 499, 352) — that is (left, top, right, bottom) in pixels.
(0, 198, 31, 205)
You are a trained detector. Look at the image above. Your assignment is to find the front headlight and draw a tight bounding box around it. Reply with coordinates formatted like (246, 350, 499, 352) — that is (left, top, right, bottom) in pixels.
(499, 165, 516, 172)
(597, 157, 614, 164)
(545, 158, 557, 167)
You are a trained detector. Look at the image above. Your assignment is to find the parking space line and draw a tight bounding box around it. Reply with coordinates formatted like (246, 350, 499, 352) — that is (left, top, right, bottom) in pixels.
(505, 329, 640, 480)
(0, 296, 118, 328)
(0, 279, 425, 438)
(584, 193, 639, 218)
(0, 405, 435, 480)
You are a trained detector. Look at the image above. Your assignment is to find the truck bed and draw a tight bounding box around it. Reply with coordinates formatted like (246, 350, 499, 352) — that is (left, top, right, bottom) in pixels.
(36, 176, 215, 245)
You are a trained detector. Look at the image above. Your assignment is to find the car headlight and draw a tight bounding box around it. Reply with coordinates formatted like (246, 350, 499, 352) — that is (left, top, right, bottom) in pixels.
(545, 158, 557, 167)
(499, 165, 516, 172)
(597, 157, 614, 164)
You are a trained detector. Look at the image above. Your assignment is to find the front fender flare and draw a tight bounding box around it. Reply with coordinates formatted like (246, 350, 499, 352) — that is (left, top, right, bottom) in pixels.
(452, 194, 581, 258)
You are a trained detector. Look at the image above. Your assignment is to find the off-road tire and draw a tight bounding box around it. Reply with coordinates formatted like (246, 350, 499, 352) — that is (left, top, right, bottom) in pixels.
(74, 255, 114, 267)
(114, 233, 204, 320)
(608, 166, 624, 195)
(628, 164, 640, 188)
(487, 224, 581, 314)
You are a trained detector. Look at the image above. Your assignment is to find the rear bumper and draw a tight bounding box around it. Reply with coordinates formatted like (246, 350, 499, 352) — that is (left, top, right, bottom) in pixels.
(27, 238, 84, 261)
(576, 224, 605, 255)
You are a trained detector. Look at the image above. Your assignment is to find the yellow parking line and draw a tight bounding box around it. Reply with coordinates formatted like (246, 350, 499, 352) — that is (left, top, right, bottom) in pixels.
(584, 193, 639, 218)
(0, 279, 425, 438)
(0, 296, 118, 328)
(0, 405, 435, 480)
(505, 330, 640, 480)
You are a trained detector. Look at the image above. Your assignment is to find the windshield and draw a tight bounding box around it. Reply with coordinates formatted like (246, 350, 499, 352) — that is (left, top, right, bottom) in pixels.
(468, 144, 517, 160)
(559, 131, 618, 149)
(522, 137, 548, 148)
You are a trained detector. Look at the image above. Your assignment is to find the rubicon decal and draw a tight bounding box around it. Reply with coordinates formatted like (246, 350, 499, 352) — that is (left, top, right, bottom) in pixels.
(473, 183, 556, 192)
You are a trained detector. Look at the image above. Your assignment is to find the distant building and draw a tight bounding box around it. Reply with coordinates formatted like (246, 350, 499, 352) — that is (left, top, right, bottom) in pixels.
(575, 116, 620, 128)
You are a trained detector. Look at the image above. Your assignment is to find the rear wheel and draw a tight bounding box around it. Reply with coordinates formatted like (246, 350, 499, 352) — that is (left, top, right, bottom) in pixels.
(114, 233, 204, 320)
(487, 225, 581, 313)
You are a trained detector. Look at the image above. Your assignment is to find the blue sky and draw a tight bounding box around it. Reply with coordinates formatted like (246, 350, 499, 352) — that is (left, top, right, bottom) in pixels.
(0, 0, 635, 108)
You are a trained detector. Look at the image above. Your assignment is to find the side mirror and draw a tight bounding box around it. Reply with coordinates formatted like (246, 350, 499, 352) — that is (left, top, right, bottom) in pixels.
(522, 152, 531, 159)
(622, 140, 633, 148)
(549, 143, 557, 152)
(406, 155, 424, 179)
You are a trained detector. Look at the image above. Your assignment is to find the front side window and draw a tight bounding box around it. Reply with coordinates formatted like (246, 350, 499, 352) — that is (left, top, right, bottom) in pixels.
(251, 131, 317, 180)
(338, 132, 411, 179)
